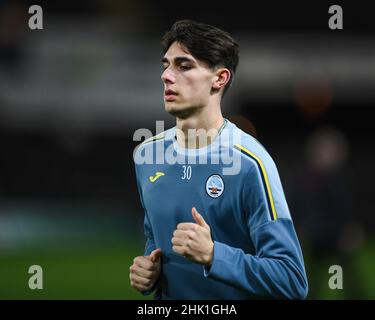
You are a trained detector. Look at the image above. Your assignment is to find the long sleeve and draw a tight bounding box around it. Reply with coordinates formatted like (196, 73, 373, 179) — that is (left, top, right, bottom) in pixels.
(135, 166, 161, 298)
(203, 159, 308, 299)
(135, 165, 156, 256)
(141, 210, 162, 299)
(204, 219, 308, 299)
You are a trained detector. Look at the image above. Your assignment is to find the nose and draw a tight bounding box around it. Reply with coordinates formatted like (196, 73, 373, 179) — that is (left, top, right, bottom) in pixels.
(161, 67, 176, 84)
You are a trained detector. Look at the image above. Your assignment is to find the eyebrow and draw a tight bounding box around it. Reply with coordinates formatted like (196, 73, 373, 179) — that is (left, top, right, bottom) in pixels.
(162, 56, 196, 65)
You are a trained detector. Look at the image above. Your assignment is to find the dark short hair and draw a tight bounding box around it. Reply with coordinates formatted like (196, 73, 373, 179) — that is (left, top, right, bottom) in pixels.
(161, 20, 239, 95)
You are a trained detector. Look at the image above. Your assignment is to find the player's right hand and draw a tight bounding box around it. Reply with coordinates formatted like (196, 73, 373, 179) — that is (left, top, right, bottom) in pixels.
(129, 248, 162, 293)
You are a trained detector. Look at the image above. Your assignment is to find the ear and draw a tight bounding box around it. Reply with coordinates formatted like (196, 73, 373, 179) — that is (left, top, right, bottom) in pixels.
(212, 68, 231, 91)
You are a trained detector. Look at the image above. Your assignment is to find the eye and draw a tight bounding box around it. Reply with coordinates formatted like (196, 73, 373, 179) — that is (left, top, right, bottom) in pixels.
(179, 65, 192, 71)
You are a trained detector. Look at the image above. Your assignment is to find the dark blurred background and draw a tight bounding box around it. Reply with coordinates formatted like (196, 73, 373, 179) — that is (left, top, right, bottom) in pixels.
(0, 0, 374, 299)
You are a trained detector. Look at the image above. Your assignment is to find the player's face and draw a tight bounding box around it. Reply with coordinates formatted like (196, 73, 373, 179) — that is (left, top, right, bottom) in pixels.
(161, 42, 216, 117)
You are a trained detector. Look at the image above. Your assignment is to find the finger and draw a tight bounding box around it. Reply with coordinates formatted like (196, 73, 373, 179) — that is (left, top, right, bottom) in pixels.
(173, 229, 193, 239)
(130, 265, 153, 279)
(133, 256, 155, 270)
(130, 279, 148, 292)
(130, 273, 152, 287)
(192, 207, 208, 228)
(177, 222, 197, 231)
(130, 274, 149, 290)
(149, 248, 162, 263)
(171, 236, 186, 246)
(172, 244, 186, 256)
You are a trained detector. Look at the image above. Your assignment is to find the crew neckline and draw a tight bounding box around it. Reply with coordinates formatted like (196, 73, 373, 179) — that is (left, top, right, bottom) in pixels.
(172, 119, 229, 156)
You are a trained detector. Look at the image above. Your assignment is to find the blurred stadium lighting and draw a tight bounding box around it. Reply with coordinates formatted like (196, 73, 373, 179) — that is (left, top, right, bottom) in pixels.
(0, 18, 374, 133)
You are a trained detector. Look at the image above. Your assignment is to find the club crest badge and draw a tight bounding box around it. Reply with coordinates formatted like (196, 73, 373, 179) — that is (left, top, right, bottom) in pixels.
(206, 174, 224, 198)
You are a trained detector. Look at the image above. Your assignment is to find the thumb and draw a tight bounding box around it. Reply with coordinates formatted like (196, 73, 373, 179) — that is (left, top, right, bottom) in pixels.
(192, 207, 208, 228)
(149, 248, 162, 263)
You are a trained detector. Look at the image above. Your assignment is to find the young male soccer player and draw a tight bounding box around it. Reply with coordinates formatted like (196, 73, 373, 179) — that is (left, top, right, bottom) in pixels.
(130, 20, 308, 299)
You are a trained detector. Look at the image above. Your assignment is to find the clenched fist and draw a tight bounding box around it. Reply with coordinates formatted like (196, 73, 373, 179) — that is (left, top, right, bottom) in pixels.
(129, 248, 162, 293)
(172, 207, 214, 266)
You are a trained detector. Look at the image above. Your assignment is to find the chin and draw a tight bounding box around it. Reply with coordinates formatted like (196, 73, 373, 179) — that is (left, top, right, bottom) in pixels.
(165, 103, 197, 119)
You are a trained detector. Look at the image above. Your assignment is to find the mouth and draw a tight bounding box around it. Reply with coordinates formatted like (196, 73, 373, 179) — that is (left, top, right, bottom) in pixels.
(164, 89, 178, 101)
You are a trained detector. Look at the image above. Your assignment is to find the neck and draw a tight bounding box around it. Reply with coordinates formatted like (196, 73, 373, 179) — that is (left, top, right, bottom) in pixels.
(175, 102, 224, 149)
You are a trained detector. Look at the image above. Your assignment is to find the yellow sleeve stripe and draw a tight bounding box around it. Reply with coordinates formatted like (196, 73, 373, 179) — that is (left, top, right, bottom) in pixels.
(142, 133, 165, 146)
(234, 144, 278, 221)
